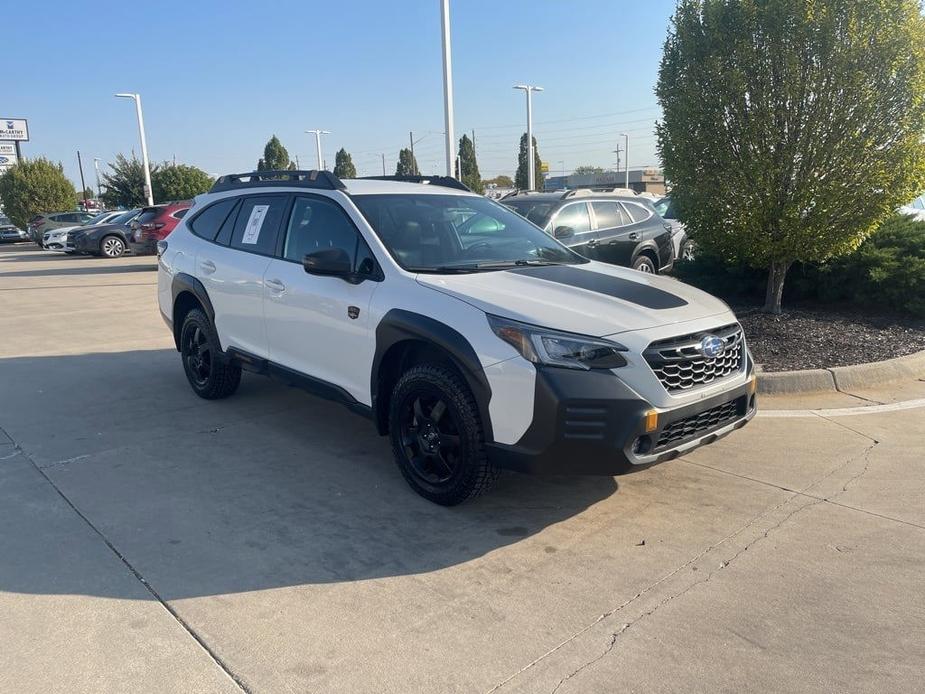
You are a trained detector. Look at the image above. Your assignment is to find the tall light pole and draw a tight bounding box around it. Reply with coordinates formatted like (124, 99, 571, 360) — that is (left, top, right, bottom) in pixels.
(620, 132, 629, 189)
(305, 130, 331, 170)
(513, 85, 543, 190)
(440, 0, 456, 178)
(93, 157, 103, 198)
(115, 93, 153, 206)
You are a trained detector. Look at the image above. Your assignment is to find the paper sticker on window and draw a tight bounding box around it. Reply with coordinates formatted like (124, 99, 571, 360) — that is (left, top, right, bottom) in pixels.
(241, 205, 269, 245)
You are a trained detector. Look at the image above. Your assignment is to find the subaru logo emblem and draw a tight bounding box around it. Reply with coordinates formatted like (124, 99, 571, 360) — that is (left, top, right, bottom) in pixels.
(699, 335, 725, 359)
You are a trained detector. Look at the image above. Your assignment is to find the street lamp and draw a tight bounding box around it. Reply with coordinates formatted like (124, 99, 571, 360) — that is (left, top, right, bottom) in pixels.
(92, 157, 103, 198)
(619, 132, 629, 189)
(115, 93, 153, 206)
(440, 0, 456, 178)
(513, 85, 543, 190)
(305, 130, 331, 170)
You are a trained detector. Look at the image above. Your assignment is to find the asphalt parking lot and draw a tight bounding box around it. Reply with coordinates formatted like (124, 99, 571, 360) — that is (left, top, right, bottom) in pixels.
(1, 243, 923, 694)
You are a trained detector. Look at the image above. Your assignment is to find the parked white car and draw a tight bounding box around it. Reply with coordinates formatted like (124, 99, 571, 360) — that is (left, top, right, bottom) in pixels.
(158, 171, 756, 505)
(899, 194, 925, 221)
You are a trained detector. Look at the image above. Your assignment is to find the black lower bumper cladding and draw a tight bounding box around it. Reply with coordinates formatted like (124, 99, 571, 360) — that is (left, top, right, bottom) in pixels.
(487, 366, 755, 475)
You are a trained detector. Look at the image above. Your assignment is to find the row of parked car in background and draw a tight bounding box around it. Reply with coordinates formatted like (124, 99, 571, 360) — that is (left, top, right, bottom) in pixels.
(5, 202, 193, 257)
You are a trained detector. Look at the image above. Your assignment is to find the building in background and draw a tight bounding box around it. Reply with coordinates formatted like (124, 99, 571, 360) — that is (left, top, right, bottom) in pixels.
(544, 168, 665, 195)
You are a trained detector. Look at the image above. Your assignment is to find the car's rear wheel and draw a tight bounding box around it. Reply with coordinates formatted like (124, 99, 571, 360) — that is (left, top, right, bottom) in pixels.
(180, 309, 241, 399)
(100, 235, 125, 258)
(632, 254, 657, 274)
(389, 364, 498, 505)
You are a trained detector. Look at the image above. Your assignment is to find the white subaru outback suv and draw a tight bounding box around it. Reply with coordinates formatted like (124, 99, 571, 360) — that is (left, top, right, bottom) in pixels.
(157, 170, 756, 505)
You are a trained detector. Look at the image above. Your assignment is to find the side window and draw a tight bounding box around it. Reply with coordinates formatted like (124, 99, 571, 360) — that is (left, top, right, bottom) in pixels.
(590, 202, 626, 230)
(229, 196, 287, 255)
(189, 199, 237, 241)
(622, 202, 651, 224)
(173, 209, 189, 219)
(283, 196, 374, 273)
(552, 203, 591, 234)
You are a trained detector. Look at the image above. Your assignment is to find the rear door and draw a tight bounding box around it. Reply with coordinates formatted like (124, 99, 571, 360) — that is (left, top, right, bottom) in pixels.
(547, 202, 597, 257)
(195, 194, 288, 358)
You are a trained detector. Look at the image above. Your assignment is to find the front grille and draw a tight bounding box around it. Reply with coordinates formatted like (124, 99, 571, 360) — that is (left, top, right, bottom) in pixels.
(654, 399, 741, 451)
(644, 324, 744, 392)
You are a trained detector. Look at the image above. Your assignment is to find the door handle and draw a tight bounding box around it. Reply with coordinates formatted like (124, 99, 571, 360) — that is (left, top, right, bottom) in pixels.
(199, 259, 216, 275)
(587, 239, 599, 247)
(265, 278, 286, 292)
(628, 232, 639, 240)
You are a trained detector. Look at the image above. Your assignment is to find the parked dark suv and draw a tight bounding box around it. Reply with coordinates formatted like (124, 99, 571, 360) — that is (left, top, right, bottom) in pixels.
(503, 190, 674, 273)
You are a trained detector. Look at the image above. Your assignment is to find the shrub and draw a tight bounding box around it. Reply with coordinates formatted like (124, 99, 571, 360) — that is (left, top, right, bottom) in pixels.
(0, 158, 77, 229)
(675, 215, 925, 316)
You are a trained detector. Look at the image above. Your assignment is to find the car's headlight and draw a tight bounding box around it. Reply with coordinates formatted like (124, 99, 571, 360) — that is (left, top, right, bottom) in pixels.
(487, 315, 628, 370)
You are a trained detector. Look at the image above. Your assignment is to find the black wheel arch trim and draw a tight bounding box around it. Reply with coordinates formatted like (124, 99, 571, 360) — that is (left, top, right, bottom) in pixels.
(371, 309, 493, 440)
(170, 273, 216, 351)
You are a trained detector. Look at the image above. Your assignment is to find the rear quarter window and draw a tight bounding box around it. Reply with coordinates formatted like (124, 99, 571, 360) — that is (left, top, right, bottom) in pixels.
(189, 199, 238, 241)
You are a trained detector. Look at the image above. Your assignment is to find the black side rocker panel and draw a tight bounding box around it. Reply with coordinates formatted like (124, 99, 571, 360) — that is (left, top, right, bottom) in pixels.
(371, 309, 493, 440)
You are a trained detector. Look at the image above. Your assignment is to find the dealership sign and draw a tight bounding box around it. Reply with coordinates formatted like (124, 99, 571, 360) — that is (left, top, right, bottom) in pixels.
(0, 151, 17, 173)
(0, 118, 29, 141)
(0, 143, 15, 156)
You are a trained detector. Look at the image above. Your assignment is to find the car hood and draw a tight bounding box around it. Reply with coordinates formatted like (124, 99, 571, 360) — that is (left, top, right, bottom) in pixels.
(416, 261, 733, 337)
(46, 225, 80, 236)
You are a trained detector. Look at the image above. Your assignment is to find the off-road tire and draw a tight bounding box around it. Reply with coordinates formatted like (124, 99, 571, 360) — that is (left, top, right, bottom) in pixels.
(180, 309, 241, 400)
(388, 364, 498, 505)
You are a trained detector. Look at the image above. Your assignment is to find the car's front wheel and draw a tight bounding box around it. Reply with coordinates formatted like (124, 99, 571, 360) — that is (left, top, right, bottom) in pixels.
(389, 364, 498, 505)
(100, 235, 125, 258)
(180, 309, 241, 399)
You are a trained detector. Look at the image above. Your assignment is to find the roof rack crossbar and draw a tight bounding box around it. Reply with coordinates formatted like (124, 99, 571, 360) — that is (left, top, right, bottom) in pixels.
(210, 169, 345, 193)
(357, 175, 471, 192)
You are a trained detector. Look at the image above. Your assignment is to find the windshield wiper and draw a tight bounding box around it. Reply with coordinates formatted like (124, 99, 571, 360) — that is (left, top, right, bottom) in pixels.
(408, 265, 482, 274)
(474, 259, 573, 269)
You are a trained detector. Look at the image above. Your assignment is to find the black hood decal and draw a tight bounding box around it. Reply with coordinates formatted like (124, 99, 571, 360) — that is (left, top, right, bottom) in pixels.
(507, 265, 688, 310)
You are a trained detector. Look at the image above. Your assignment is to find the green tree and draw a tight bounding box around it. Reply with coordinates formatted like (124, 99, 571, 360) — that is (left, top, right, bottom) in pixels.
(100, 154, 158, 208)
(657, 0, 925, 313)
(256, 135, 291, 171)
(0, 158, 77, 228)
(333, 148, 357, 178)
(455, 134, 484, 193)
(515, 133, 543, 191)
(152, 164, 214, 202)
(572, 165, 604, 176)
(395, 148, 418, 176)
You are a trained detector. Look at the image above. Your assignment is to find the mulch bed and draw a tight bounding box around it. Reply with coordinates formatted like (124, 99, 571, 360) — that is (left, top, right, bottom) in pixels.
(734, 304, 925, 372)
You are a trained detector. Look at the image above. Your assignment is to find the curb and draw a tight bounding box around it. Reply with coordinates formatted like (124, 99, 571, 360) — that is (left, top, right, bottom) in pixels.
(757, 350, 925, 395)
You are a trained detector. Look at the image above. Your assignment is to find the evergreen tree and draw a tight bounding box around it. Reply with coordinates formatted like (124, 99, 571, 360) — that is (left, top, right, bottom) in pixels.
(395, 148, 418, 176)
(257, 135, 290, 171)
(514, 133, 543, 190)
(456, 134, 484, 193)
(100, 154, 158, 208)
(333, 148, 357, 178)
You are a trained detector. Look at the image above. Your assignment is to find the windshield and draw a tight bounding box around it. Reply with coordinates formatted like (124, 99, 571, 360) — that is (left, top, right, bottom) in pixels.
(501, 199, 557, 228)
(88, 212, 113, 225)
(352, 194, 585, 272)
(111, 209, 139, 225)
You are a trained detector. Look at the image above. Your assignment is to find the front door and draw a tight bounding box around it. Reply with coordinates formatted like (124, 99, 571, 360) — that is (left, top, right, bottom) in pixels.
(263, 194, 382, 405)
(548, 202, 597, 258)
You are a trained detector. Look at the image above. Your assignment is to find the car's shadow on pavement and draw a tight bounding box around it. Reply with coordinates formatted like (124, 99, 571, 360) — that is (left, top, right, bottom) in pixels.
(0, 264, 157, 277)
(0, 349, 620, 599)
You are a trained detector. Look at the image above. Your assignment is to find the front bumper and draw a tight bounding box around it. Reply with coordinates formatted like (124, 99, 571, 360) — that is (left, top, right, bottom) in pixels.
(486, 366, 755, 475)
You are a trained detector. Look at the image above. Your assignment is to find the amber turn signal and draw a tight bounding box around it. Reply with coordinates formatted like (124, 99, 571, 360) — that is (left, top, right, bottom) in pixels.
(644, 409, 659, 433)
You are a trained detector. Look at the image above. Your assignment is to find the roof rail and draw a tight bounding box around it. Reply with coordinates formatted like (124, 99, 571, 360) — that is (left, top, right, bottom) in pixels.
(563, 189, 595, 198)
(210, 169, 345, 193)
(357, 175, 471, 192)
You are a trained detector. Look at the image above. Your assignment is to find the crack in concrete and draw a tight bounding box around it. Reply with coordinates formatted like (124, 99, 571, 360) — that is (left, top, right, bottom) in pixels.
(490, 433, 884, 693)
(0, 423, 252, 694)
(545, 495, 822, 694)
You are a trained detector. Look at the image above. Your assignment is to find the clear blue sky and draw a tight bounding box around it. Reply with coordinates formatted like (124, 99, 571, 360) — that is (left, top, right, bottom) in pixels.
(7, 0, 677, 188)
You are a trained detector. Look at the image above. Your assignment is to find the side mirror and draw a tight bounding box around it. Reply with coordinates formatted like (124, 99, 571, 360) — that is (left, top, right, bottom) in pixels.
(554, 225, 574, 239)
(303, 248, 354, 280)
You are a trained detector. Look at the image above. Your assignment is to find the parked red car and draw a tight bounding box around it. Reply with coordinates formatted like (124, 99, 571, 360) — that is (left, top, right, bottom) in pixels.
(129, 202, 192, 255)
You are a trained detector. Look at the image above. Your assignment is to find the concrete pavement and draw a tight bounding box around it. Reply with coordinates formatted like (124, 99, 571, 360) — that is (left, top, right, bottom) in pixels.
(1, 245, 922, 693)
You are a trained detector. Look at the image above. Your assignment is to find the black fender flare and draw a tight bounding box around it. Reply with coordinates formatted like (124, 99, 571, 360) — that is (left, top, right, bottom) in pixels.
(371, 309, 493, 440)
(631, 241, 662, 265)
(170, 272, 215, 350)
